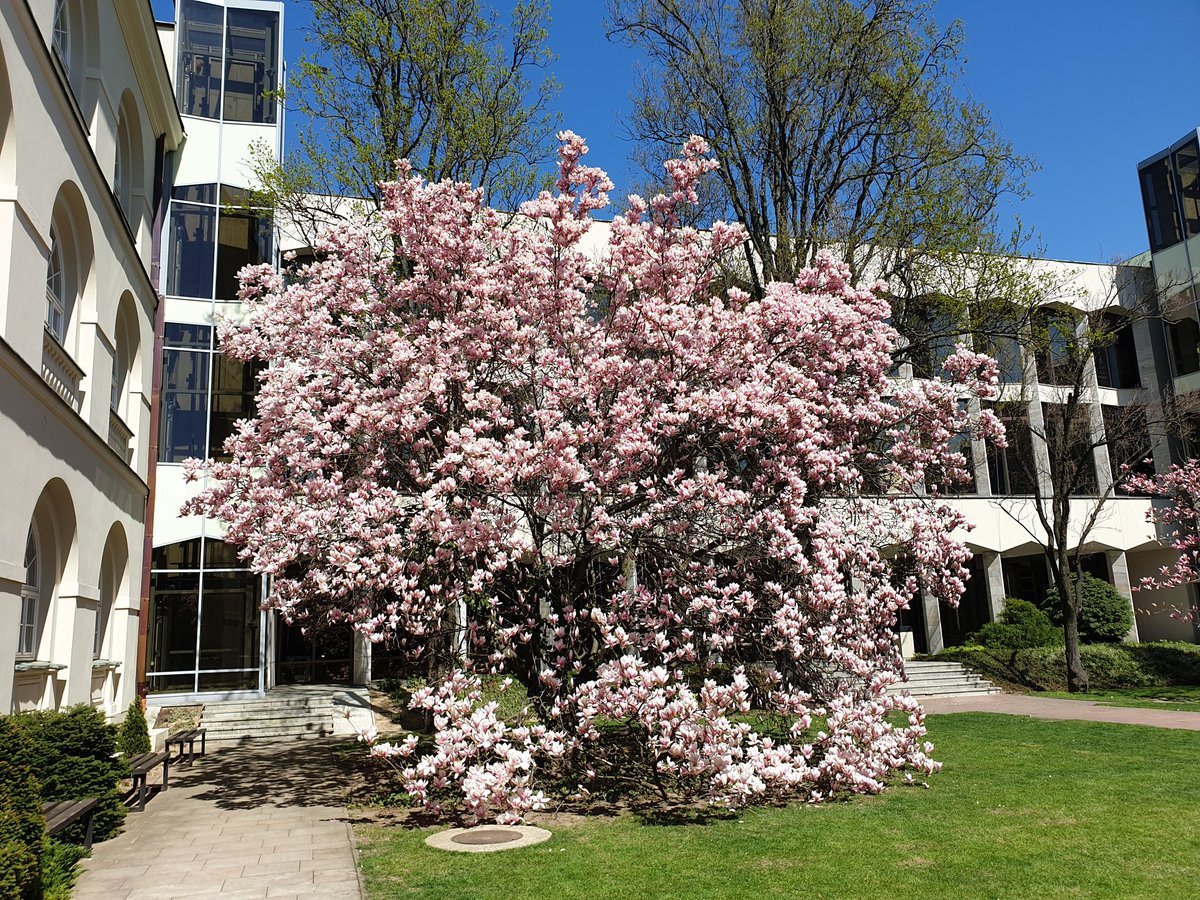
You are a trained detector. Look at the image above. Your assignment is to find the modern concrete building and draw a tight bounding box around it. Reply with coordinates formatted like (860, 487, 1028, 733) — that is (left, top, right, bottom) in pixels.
(0, 0, 183, 715)
(1, 0, 1197, 715)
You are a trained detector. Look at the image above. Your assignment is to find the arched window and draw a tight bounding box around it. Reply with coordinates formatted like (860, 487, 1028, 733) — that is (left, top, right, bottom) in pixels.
(52, 0, 71, 77)
(19, 525, 40, 658)
(46, 226, 67, 341)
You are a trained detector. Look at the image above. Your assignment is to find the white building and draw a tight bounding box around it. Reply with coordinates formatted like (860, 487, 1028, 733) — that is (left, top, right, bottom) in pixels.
(0, 0, 183, 715)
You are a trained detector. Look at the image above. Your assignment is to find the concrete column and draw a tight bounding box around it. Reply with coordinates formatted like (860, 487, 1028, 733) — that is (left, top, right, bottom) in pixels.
(55, 582, 100, 707)
(352, 631, 371, 686)
(1106, 550, 1141, 643)
(0, 564, 24, 713)
(920, 590, 944, 655)
(982, 552, 1007, 622)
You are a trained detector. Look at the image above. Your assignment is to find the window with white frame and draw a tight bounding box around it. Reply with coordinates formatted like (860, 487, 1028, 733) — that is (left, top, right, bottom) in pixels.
(46, 226, 67, 342)
(19, 526, 40, 658)
(52, 0, 71, 76)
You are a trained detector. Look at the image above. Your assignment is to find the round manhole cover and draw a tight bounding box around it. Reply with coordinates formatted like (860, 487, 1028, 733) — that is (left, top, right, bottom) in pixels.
(450, 829, 524, 846)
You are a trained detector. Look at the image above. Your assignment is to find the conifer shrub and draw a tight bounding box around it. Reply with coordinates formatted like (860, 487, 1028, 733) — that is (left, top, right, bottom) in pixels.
(10, 706, 125, 843)
(116, 699, 151, 759)
(0, 717, 45, 899)
(1043, 574, 1133, 644)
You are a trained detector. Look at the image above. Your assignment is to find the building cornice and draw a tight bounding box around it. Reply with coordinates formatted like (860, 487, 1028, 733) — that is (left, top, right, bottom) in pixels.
(118, 0, 185, 152)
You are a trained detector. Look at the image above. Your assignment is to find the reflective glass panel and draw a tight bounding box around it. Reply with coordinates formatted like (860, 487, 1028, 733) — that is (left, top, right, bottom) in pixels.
(167, 202, 217, 299)
(177, 0, 224, 119)
(223, 10, 279, 124)
(159, 346, 211, 462)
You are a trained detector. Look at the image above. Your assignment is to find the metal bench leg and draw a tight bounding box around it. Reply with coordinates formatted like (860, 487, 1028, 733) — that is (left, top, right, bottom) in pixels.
(163, 756, 169, 790)
(188, 739, 195, 767)
(201, 731, 205, 757)
(83, 810, 94, 851)
(137, 775, 146, 812)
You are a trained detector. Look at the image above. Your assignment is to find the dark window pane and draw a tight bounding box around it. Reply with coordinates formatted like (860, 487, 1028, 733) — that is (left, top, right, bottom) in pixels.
(899, 298, 958, 379)
(177, 0, 224, 120)
(159, 347, 210, 462)
(1141, 156, 1183, 252)
(1002, 555, 1049, 606)
(1042, 402, 1098, 496)
(197, 571, 260, 671)
(1174, 139, 1200, 239)
(167, 202, 217, 299)
(1103, 404, 1154, 494)
(1169, 314, 1200, 377)
(163, 322, 212, 350)
(148, 673, 196, 693)
(940, 556, 991, 646)
(148, 571, 200, 676)
(223, 10, 279, 124)
(203, 538, 246, 569)
(198, 671, 258, 691)
(152, 539, 203, 571)
(970, 304, 1023, 383)
(172, 183, 218, 204)
(1094, 313, 1141, 389)
(216, 210, 273, 300)
(208, 354, 263, 459)
(987, 402, 1037, 495)
(1035, 308, 1081, 386)
(1080, 552, 1109, 582)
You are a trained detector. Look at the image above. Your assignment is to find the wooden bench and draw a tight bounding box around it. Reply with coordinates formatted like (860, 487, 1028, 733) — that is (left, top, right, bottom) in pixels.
(165, 728, 207, 766)
(42, 798, 100, 849)
(128, 751, 169, 811)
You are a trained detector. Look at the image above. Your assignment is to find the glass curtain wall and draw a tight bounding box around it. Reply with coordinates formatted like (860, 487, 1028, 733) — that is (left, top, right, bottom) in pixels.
(147, 538, 264, 693)
(177, 0, 279, 124)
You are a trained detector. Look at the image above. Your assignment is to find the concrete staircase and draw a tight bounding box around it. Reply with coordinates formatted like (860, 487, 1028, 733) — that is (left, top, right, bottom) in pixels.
(200, 686, 337, 744)
(890, 660, 999, 698)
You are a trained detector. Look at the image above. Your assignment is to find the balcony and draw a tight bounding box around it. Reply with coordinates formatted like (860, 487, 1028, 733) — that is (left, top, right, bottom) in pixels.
(108, 408, 133, 462)
(41, 327, 84, 412)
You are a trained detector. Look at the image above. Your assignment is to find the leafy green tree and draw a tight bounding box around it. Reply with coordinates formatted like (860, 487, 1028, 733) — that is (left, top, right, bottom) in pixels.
(607, 0, 1033, 301)
(261, 0, 559, 245)
(1044, 574, 1134, 645)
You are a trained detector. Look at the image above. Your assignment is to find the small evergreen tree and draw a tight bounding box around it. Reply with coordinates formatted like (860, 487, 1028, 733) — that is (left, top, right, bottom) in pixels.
(969, 598, 1061, 652)
(0, 718, 46, 899)
(116, 699, 151, 759)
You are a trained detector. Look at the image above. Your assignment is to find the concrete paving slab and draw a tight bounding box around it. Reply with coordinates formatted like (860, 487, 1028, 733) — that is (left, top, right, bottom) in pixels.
(73, 739, 364, 900)
(923, 692, 1200, 730)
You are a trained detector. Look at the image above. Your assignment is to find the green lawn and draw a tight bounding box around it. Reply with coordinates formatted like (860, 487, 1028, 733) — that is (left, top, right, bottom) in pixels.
(355, 713, 1200, 899)
(1040, 685, 1200, 712)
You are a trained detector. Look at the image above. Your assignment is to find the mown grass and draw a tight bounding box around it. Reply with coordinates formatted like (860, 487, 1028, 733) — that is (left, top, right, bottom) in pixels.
(355, 713, 1200, 899)
(1041, 685, 1200, 712)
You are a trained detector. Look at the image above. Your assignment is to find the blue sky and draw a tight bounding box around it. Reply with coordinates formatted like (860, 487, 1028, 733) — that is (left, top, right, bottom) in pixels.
(153, 0, 1200, 263)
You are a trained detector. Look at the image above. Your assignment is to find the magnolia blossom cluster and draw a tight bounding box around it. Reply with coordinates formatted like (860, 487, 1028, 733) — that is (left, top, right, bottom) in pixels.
(185, 132, 1003, 821)
(1126, 460, 1200, 620)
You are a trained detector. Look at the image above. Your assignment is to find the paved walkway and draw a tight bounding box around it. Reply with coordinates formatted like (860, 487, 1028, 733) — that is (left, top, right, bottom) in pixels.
(74, 739, 364, 900)
(923, 692, 1200, 731)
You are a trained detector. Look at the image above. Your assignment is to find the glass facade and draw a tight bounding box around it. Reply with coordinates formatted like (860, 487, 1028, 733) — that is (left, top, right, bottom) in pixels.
(1093, 313, 1141, 389)
(986, 402, 1037, 495)
(159, 323, 263, 463)
(177, 1, 279, 124)
(147, 538, 263, 693)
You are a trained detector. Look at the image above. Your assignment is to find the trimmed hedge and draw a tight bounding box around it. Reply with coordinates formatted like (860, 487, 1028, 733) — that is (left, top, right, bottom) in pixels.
(1042, 574, 1133, 644)
(6, 705, 126, 844)
(935, 641, 1200, 692)
(968, 598, 1061, 652)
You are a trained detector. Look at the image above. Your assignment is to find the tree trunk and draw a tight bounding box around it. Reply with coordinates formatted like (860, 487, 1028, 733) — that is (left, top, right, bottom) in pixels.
(1060, 591, 1089, 693)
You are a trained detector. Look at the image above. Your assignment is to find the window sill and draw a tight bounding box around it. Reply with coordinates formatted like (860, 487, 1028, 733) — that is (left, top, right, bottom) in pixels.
(14, 661, 67, 673)
(42, 328, 85, 413)
(92, 659, 121, 670)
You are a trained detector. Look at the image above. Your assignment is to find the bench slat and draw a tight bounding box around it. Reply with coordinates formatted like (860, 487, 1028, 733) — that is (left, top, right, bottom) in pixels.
(42, 797, 99, 835)
(129, 751, 168, 774)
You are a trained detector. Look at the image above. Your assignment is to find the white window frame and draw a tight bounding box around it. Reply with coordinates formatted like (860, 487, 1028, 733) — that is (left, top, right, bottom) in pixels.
(52, 0, 71, 77)
(19, 525, 40, 659)
(46, 226, 67, 342)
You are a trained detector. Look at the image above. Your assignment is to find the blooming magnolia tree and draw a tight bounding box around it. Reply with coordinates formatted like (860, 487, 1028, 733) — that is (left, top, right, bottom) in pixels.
(185, 133, 1002, 823)
(1127, 461, 1200, 620)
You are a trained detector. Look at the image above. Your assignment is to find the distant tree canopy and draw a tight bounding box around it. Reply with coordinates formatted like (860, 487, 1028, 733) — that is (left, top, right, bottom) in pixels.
(608, 0, 1033, 299)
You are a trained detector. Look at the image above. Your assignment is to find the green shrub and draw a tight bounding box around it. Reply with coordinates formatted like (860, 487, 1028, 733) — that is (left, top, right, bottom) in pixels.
(967, 598, 1061, 651)
(1123, 641, 1200, 684)
(8, 706, 125, 843)
(41, 839, 87, 900)
(1043, 574, 1133, 643)
(116, 700, 151, 759)
(0, 718, 45, 900)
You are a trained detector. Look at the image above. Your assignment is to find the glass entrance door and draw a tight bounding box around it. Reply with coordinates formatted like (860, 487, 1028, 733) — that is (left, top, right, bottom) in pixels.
(275, 620, 353, 685)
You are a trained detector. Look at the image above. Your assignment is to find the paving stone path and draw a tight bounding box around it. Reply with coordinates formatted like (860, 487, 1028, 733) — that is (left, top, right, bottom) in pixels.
(922, 692, 1200, 730)
(74, 739, 364, 900)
